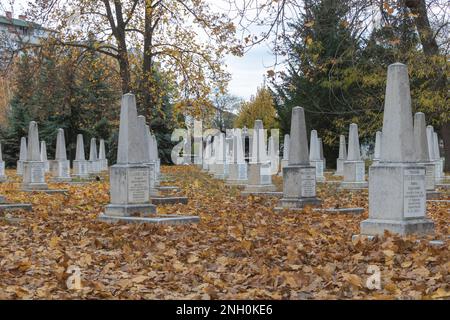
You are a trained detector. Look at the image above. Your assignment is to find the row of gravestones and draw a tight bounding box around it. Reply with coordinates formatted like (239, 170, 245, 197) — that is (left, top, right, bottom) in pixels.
(14, 134, 108, 181)
(201, 63, 447, 237)
(0, 63, 446, 236)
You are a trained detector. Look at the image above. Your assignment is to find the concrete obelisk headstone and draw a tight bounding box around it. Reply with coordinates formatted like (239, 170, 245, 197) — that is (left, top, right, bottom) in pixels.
(372, 131, 382, 165)
(213, 132, 228, 179)
(319, 138, 326, 170)
(98, 139, 108, 171)
(101, 94, 156, 218)
(150, 134, 161, 185)
(227, 128, 248, 185)
(0, 142, 6, 182)
(413, 113, 438, 198)
(17, 137, 27, 176)
(335, 135, 347, 176)
(268, 135, 279, 175)
(88, 138, 99, 174)
(360, 63, 434, 236)
(73, 134, 89, 178)
(341, 123, 367, 189)
(52, 128, 71, 182)
(40, 141, 49, 172)
(22, 121, 48, 190)
(433, 132, 444, 181)
(208, 135, 218, 175)
(277, 107, 321, 210)
(243, 120, 276, 193)
(202, 135, 213, 171)
(309, 130, 325, 182)
(281, 134, 290, 170)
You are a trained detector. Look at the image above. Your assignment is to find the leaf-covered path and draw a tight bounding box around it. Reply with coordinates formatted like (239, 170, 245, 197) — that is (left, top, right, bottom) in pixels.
(0, 166, 448, 299)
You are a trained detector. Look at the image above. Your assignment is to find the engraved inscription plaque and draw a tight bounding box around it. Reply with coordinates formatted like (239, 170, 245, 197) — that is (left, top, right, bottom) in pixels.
(301, 167, 316, 197)
(403, 168, 426, 218)
(128, 168, 149, 203)
(355, 162, 365, 181)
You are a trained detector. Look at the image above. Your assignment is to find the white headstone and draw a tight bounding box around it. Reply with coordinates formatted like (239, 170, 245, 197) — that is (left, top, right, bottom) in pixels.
(361, 63, 433, 236)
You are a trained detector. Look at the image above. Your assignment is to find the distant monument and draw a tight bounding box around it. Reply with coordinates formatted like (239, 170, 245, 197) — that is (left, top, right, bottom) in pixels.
(226, 128, 248, 185)
(22, 122, 48, 190)
(73, 134, 90, 178)
(334, 135, 346, 176)
(372, 131, 382, 166)
(17, 137, 27, 176)
(341, 123, 367, 190)
(243, 120, 276, 193)
(52, 128, 71, 182)
(277, 107, 321, 210)
(98, 139, 108, 171)
(309, 130, 325, 182)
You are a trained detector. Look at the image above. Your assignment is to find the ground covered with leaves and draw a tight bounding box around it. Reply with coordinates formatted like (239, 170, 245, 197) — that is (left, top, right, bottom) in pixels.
(0, 166, 448, 299)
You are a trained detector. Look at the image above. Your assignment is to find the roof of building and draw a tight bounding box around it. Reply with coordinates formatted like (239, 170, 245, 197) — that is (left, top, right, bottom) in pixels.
(0, 15, 44, 30)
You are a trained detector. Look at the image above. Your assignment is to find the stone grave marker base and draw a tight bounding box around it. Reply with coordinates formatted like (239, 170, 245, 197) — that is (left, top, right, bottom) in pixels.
(360, 218, 434, 236)
(105, 203, 156, 216)
(313, 207, 364, 214)
(150, 196, 188, 205)
(98, 213, 199, 225)
(275, 197, 322, 211)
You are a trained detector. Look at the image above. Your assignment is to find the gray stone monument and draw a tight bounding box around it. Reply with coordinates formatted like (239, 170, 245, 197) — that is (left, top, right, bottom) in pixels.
(213, 132, 228, 179)
(150, 134, 161, 185)
(413, 112, 437, 197)
(372, 131, 382, 166)
(102, 94, 156, 217)
(88, 138, 100, 174)
(281, 134, 290, 171)
(268, 135, 280, 175)
(51, 128, 71, 182)
(277, 107, 321, 210)
(360, 63, 434, 236)
(202, 135, 213, 171)
(243, 120, 276, 193)
(309, 130, 325, 182)
(0, 142, 6, 182)
(98, 139, 108, 171)
(73, 134, 90, 178)
(40, 141, 50, 172)
(334, 135, 347, 176)
(433, 132, 444, 181)
(16, 137, 27, 176)
(100, 93, 196, 224)
(319, 138, 326, 170)
(22, 121, 48, 190)
(341, 123, 367, 190)
(226, 128, 248, 185)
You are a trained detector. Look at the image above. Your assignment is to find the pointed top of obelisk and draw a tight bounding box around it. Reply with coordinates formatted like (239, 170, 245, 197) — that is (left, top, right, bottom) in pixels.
(251, 119, 266, 163)
(117, 93, 143, 164)
(98, 139, 106, 160)
(374, 131, 382, 160)
(426, 125, 435, 160)
(433, 132, 441, 159)
(27, 121, 41, 161)
(283, 134, 290, 160)
(338, 135, 347, 159)
(89, 138, 97, 161)
(55, 128, 67, 161)
(232, 128, 245, 163)
(40, 141, 47, 161)
(137, 115, 150, 163)
(347, 123, 361, 161)
(318, 138, 324, 160)
(289, 107, 309, 165)
(309, 130, 320, 161)
(75, 134, 85, 160)
(413, 112, 430, 162)
(380, 63, 415, 162)
(19, 137, 27, 161)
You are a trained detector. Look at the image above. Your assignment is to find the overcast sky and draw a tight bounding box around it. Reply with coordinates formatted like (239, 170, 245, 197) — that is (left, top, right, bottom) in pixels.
(3, 0, 277, 100)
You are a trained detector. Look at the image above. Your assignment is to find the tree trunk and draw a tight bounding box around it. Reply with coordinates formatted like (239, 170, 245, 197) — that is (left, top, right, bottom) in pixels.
(405, 0, 449, 172)
(142, 0, 157, 120)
